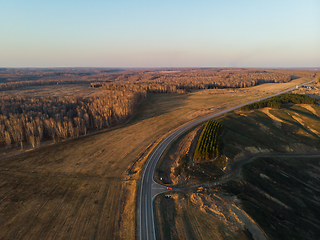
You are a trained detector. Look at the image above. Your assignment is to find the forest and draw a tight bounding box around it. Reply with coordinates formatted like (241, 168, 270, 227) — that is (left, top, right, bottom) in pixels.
(0, 68, 317, 149)
(92, 69, 297, 92)
(0, 89, 146, 148)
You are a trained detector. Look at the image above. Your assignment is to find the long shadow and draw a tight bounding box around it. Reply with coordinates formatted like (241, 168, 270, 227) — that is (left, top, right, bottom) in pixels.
(286, 105, 320, 121)
(248, 110, 318, 145)
(129, 93, 188, 124)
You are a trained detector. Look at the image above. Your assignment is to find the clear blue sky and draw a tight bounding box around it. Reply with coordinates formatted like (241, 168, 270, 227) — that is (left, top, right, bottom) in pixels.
(1, 0, 319, 68)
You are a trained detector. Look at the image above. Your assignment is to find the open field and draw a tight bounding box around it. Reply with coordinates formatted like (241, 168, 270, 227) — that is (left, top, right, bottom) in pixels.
(0, 84, 106, 98)
(155, 97, 320, 239)
(0, 77, 314, 239)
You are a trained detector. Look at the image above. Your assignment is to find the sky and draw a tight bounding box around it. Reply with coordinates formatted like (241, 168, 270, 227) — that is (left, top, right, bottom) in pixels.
(0, 0, 319, 68)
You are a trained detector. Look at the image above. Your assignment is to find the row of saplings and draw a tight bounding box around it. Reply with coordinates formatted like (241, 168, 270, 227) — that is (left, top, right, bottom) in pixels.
(174, 120, 223, 180)
(194, 120, 223, 160)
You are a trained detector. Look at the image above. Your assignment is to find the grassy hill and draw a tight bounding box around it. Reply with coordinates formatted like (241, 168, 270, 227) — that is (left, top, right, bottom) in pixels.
(155, 102, 320, 240)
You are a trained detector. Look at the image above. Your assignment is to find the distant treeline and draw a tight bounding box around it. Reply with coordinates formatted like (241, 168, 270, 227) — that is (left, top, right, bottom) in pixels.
(0, 89, 146, 148)
(240, 93, 316, 111)
(194, 120, 223, 160)
(1, 68, 313, 91)
(91, 82, 187, 94)
(0, 79, 94, 91)
(90, 70, 297, 93)
(0, 68, 121, 90)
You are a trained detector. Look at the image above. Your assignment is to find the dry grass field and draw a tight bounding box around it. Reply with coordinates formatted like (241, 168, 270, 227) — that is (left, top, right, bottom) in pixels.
(0, 77, 312, 239)
(0, 84, 106, 98)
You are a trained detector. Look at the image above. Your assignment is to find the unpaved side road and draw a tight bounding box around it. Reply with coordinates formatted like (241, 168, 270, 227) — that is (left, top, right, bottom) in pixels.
(179, 153, 320, 191)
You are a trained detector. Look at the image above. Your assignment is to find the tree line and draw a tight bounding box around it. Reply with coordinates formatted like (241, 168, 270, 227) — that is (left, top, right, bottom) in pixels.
(90, 70, 295, 94)
(91, 70, 296, 92)
(240, 93, 316, 111)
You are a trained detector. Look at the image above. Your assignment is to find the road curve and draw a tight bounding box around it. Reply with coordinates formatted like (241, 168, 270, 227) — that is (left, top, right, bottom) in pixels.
(138, 78, 315, 240)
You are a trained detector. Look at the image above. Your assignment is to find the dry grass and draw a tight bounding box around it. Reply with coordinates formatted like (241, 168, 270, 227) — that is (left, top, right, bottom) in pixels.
(0, 84, 106, 98)
(155, 192, 254, 240)
(155, 125, 202, 186)
(0, 79, 312, 239)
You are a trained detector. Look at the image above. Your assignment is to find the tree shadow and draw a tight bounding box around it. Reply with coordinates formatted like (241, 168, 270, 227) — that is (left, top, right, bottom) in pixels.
(129, 93, 188, 124)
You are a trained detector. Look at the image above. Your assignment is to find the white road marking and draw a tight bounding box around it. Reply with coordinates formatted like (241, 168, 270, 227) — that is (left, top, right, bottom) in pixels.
(145, 194, 149, 240)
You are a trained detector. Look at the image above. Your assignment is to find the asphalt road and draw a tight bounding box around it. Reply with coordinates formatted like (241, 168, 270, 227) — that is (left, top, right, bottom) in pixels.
(138, 78, 315, 240)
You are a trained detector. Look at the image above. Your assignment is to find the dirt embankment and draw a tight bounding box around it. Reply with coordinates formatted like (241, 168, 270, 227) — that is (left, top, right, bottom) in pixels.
(155, 125, 203, 186)
(155, 191, 259, 240)
(190, 190, 267, 240)
(169, 126, 204, 185)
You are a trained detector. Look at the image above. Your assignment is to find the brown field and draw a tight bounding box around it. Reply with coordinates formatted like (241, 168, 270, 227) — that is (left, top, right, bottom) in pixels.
(0, 77, 313, 239)
(0, 84, 106, 98)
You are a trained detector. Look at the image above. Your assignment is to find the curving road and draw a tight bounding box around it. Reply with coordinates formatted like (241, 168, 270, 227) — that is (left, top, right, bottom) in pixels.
(138, 78, 315, 240)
